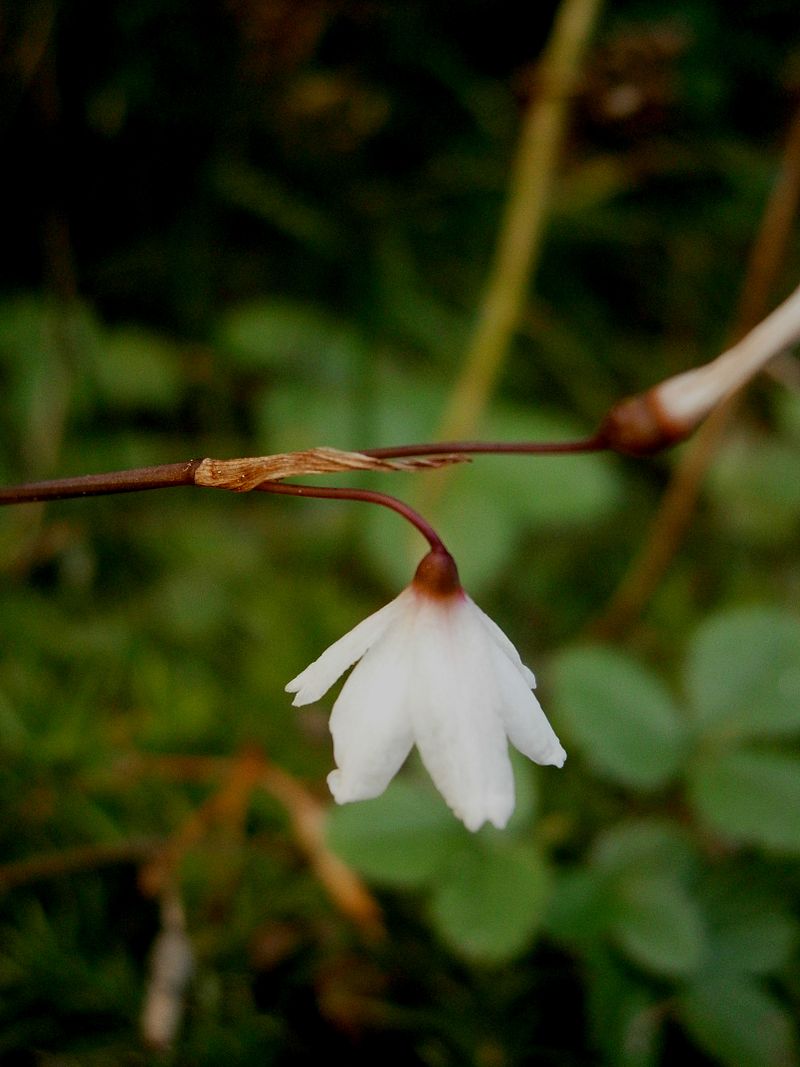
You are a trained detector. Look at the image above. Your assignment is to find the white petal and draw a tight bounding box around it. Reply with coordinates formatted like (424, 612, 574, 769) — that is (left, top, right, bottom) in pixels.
(327, 620, 415, 803)
(488, 643, 566, 767)
(286, 588, 413, 705)
(409, 600, 514, 831)
(468, 597, 537, 688)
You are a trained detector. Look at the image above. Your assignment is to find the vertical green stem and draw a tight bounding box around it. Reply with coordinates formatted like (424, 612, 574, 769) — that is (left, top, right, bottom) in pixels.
(435, 0, 604, 446)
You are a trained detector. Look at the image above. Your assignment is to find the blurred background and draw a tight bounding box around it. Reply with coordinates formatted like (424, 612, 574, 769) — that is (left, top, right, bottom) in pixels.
(2, 0, 800, 1063)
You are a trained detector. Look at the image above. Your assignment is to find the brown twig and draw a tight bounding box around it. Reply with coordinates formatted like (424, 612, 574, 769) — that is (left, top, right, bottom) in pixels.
(132, 750, 384, 941)
(138, 748, 264, 899)
(259, 760, 385, 941)
(0, 448, 467, 506)
(0, 837, 159, 891)
(0, 439, 611, 555)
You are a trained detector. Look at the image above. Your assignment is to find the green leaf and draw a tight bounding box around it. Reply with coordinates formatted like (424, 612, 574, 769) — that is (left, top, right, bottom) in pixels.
(505, 749, 538, 831)
(545, 868, 614, 945)
(213, 163, 342, 253)
(0, 690, 28, 756)
(0, 295, 96, 451)
(609, 872, 705, 977)
(551, 647, 687, 789)
(688, 748, 800, 853)
(429, 837, 550, 961)
(775, 388, 800, 442)
(713, 908, 798, 976)
(93, 326, 181, 410)
(325, 780, 462, 888)
(478, 405, 622, 529)
(590, 818, 697, 882)
(586, 950, 664, 1067)
(686, 608, 800, 740)
(708, 434, 800, 545)
(697, 869, 798, 975)
(218, 298, 362, 373)
(135, 657, 222, 749)
(262, 382, 357, 454)
(679, 974, 798, 1067)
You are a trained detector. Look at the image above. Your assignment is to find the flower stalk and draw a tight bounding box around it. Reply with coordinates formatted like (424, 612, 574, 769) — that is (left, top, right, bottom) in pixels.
(259, 481, 448, 554)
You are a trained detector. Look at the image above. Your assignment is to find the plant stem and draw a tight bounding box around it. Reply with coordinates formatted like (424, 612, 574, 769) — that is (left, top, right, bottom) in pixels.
(0, 461, 202, 505)
(363, 434, 607, 460)
(257, 481, 447, 553)
(0, 436, 609, 509)
(433, 0, 604, 447)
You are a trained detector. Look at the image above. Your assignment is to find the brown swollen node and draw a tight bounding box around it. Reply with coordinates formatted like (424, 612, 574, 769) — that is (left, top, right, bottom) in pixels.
(412, 548, 462, 598)
(597, 389, 693, 456)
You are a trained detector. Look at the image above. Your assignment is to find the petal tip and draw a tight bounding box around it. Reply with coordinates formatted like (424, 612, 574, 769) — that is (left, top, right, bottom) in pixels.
(327, 768, 385, 804)
(285, 681, 311, 706)
(549, 745, 567, 768)
(327, 769, 347, 803)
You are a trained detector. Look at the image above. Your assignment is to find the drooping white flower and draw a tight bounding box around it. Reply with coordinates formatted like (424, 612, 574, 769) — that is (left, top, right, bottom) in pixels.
(286, 548, 566, 832)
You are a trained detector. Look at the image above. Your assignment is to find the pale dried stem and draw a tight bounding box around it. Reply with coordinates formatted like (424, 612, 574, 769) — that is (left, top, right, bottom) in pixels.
(260, 762, 385, 940)
(139, 749, 263, 899)
(133, 751, 384, 941)
(0, 448, 467, 506)
(194, 447, 468, 491)
(141, 889, 194, 1051)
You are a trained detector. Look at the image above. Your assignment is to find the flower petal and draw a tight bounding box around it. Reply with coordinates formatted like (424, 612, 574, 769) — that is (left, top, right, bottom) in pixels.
(327, 618, 415, 803)
(286, 588, 412, 705)
(410, 599, 514, 831)
(469, 597, 537, 688)
(488, 643, 566, 767)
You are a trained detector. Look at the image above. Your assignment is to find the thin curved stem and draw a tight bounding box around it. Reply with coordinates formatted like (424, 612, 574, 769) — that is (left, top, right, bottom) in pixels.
(256, 481, 447, 553)
(363, 434, 608, 460)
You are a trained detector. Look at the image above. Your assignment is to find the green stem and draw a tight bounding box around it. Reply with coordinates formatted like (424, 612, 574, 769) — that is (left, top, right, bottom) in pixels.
(434, 0, 604, 446)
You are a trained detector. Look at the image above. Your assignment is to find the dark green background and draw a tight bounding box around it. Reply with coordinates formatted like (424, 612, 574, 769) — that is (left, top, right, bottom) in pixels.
(2, 1, 800, 1063)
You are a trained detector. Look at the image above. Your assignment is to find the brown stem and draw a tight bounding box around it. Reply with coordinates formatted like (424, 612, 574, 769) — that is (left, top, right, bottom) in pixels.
(0, 460, 202, 505)
(0, 437, 609, 510)
(129, 750, 384, 941)
(363, 434, 608, 459)
(0, 838, 159, 890)
(257, 480, 447, 553)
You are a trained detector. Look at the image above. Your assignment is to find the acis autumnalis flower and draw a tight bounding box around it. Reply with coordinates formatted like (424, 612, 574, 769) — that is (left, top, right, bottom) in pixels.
(286, 548, 566, 832)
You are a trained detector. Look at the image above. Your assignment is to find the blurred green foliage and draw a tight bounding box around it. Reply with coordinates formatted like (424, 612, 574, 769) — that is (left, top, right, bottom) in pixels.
(2, 0, 800, 1064)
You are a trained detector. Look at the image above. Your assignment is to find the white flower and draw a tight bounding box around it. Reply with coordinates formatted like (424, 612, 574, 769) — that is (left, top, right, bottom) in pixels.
(286, 548, 566, 832)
